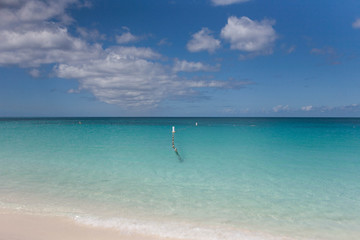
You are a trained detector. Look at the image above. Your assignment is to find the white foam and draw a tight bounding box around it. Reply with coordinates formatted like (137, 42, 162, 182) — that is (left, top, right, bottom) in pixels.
(73, 215, 289, 240)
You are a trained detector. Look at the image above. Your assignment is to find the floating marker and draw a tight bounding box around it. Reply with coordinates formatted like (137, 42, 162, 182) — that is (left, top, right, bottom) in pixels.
(195, 122, 198, 126)
(171, 126, 182, 161)
(172, 126, 176, 149)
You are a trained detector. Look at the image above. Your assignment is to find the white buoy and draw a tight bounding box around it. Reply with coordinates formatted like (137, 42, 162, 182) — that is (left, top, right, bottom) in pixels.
(195, 122, 198, 126)
(172, 126, 175, 133)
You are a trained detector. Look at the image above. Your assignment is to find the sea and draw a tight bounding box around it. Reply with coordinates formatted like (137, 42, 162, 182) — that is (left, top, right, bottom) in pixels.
(0, 118, 359, 239)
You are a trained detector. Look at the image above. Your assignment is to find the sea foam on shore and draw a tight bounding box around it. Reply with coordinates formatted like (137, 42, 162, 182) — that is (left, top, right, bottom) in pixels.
(73, 214, 282, 240)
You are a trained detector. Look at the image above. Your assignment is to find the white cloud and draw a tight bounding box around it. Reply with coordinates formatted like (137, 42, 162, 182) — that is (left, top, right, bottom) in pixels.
(0, 0, 249, 109)
(67, 88, 80, 93)
(55, 48, 246, 108)
(273, 105, 289, 112)
(0, 0, 77, 27)
(158, 38, 171, 46)
(77, 27, 106, 41)
(55, 45, 250, 108)
(110, 46, 161, 59)
(28, 68, 40, 77)
(116, 32, 139, 44)
(211, 0, 249, 6)
(173, 59, 219, 72)
(352, 18, 360, 29)
(221, 16, 276, 54)
(0, 26, 102, 67)
(301, 105, 312, 111)
(0, 0, 99, 67)
(187, 28, 221, 53)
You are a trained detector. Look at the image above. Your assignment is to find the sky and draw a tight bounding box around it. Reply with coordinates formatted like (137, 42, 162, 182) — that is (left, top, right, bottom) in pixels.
(0, 0, 360, 117)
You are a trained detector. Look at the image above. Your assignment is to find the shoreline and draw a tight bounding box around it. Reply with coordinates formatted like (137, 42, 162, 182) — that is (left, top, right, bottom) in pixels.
(0, 207, 282, 240)
(0, 208, 168, 240)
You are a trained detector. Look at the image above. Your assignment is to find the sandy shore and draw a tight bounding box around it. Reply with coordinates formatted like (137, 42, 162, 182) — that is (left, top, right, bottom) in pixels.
(0, 209, 169, 240)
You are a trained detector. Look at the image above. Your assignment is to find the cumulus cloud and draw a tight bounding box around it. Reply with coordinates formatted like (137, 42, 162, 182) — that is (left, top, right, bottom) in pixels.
(67, 88, 80, 93)
(0, 0, 101, 67)
(187, 28, 221, 53)
(273, 105, 289, 112)
(211, 0, 249, 6)
(116, 32, 139, 44)
(352, 18, 360, 29)
(0, 26, 103, 67)
(77, 27, 106, 41)
(173, 59, 219, 72)
(0, 0, 249, 108)
(301, 105, 312, 111)
(28, 68, 40, 77)
(0, 0, 77, 26)
(221, 16, 277, 55)
(55, 48, 246, 108)
(158, 38, 171, 46)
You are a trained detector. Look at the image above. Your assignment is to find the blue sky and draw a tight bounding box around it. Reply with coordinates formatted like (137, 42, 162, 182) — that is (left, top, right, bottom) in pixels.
(0, 0, 360, 117)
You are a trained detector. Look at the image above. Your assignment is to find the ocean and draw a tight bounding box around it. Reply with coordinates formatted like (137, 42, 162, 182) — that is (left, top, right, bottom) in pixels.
(0, 118, 359, 239)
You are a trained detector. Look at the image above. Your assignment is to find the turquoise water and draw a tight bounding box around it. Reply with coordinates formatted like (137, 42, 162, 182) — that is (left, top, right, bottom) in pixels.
(0, 118, 360, 239)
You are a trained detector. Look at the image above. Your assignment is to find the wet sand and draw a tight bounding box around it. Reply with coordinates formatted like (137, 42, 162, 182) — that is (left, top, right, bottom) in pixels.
(0, 209, 170, 240)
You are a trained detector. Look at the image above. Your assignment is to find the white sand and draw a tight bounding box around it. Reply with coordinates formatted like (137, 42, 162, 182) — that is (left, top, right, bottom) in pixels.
(0, 209, 173, 240)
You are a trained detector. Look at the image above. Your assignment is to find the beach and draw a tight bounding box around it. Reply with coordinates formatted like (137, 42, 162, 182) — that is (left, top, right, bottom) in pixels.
(0, 208, 164, 240)
(1, 0, 359, 238)
(0, 208, 282, 240)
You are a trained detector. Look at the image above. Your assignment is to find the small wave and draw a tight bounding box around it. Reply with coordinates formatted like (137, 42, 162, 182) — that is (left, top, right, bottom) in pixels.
(73, 215, 288, 240)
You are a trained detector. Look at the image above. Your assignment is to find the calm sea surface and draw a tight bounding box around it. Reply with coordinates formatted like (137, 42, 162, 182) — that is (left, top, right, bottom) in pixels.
(0, 118, 359, 239)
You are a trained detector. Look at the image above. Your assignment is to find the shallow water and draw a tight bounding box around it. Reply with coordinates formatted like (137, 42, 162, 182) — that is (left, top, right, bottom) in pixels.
(1, 118, 360, 239)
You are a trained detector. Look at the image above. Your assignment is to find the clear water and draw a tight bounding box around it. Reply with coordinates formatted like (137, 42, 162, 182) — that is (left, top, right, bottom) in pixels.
(0, 118, 360, 239)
